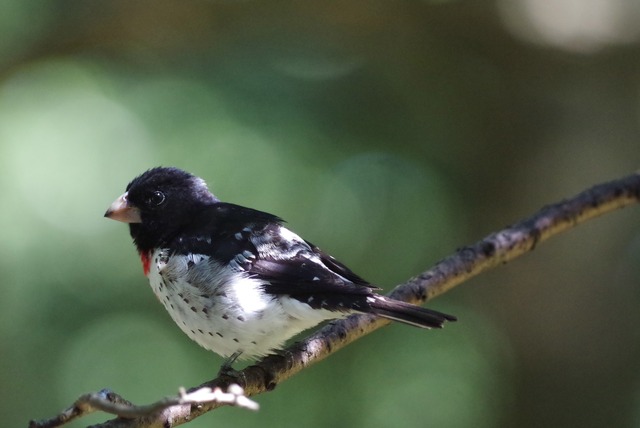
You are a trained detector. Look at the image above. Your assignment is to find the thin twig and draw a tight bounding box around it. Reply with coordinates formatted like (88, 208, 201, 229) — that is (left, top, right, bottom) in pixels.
(30, 172, 640, 428)
(29, 385, 257, 428)
(392, 171, 640, 303)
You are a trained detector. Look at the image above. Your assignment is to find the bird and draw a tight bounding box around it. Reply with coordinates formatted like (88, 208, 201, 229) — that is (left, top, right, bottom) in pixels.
(105, 167, 456, 369)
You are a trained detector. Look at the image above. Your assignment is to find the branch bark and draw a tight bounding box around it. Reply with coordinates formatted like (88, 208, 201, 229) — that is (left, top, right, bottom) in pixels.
(30, 172, 640, 428)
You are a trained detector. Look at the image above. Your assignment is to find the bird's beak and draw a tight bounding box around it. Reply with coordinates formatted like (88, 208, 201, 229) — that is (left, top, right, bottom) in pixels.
(104, 192, 142, 223)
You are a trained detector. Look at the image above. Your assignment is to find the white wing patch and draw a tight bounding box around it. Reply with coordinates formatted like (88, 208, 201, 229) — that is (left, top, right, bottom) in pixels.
(250, 225, 309, 260)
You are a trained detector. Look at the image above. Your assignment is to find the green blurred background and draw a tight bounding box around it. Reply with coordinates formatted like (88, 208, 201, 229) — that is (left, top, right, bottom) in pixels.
(3, 1, 640, 427)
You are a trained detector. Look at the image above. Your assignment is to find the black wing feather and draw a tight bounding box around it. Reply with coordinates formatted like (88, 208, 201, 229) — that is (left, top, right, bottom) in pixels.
(167, 202, 455, 327)
(170, 203, 378, 299)
(170, 202, 281, 262)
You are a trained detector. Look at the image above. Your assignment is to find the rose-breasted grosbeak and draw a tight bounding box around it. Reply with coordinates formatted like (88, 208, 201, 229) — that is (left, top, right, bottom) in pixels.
(105, 167, 455, 367)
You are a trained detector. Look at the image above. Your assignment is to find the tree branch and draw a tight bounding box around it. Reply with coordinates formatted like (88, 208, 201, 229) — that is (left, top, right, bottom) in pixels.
(30, 172, 640, 428)
(29, 386, 258, 428)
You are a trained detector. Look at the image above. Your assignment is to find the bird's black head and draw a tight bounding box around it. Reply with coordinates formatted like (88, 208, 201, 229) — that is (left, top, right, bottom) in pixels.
(105, 167, 219, 252)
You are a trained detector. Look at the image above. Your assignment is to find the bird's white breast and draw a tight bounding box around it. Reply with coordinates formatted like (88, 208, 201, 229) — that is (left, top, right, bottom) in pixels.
(145, 248, 337, 360)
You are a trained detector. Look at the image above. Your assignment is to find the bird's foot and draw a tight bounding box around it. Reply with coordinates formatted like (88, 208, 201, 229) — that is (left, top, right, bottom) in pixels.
(217, 352, 246, 385)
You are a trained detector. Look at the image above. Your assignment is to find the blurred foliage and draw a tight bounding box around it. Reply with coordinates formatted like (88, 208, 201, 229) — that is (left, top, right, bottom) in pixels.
(2, 1, 640, 428)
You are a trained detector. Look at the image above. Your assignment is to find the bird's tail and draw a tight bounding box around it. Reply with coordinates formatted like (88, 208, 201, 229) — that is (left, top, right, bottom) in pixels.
(367, 296, 456, 329)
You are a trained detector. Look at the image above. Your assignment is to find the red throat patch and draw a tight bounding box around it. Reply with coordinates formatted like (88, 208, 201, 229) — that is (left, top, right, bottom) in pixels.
(139, 251, 151, 276)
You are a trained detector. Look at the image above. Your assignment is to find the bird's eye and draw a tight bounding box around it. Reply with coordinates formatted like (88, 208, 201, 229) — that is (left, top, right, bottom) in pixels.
(146, 191, 166, 207)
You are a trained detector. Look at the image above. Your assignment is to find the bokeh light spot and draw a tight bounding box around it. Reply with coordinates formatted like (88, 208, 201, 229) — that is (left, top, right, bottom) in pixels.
(55, 313, 201, 404)
(312, 151, 460, 282)
(0, 60, 154, 236)
(497, 0, 640, 52)
(358, 308, 515, 428)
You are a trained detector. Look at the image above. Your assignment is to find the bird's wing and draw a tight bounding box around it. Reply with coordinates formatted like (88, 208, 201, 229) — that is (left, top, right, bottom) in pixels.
(248, 227, 381, 311)
(170, 203, 379, 310)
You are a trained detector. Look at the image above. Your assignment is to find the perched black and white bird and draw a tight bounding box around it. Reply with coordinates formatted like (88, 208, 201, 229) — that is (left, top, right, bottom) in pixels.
(105, 167, 455, 366)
